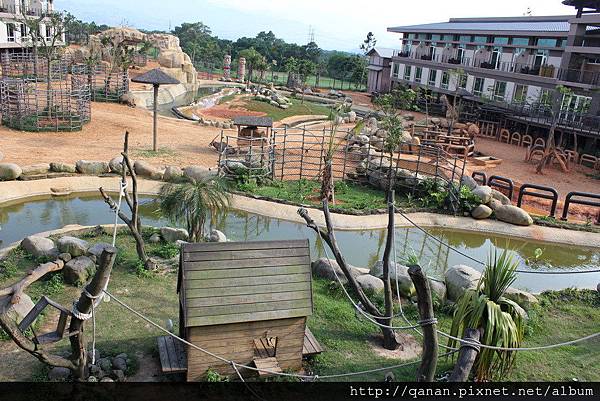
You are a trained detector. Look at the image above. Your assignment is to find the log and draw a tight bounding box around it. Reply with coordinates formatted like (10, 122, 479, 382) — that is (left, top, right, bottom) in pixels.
(449, 328, 481, 382)
(0, 260, 64, 305)
(408, 265, 438, 382)
(380, 191, 399, 350)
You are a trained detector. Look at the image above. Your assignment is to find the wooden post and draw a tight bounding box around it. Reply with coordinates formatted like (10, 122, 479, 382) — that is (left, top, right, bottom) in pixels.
(153, 83, 159, 152)
(408, 265, 438, 382)
(69, 247, 117, 380)
(449, 328, 481, 382)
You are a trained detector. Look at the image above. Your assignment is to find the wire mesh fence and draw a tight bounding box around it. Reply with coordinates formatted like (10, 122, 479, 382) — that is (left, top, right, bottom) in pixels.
(71, 63, 129, 102)
(0, 53, 69, 81)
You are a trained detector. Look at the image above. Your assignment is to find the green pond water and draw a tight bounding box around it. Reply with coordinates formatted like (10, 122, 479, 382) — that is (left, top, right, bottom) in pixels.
(0, 195, 598, 292)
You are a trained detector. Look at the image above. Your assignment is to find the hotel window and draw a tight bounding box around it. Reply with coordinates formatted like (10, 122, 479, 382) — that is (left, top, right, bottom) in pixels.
(513, 84, 528, 104)
(404, 65, 412, 81)
(458, 73, 468, 89)
(45, 25, 52, 40)
(392, 63, 400, 78)
(441, 71, 449, 89)
(428, 69, 437, 86)
(536, 38, 558, 48)
(431, 34, 442, 41)
(474, 36, 488, 44)
(512, 37, 530, 46)
(493, 37, 509, 45)
(459, 35, 472, 43)
(20, 24, 27, 38)
(493, 81, 507, 101)
(473, 77, 485, 96)
(415, 67, 423, 83)
(7, 23, 15, 42)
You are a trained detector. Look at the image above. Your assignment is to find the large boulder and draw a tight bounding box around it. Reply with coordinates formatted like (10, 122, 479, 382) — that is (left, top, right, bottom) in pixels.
(183, 166, 216, 181)
(21, 236, 58, 259)
(57, 236, 90, 257)
(461, 175, 478, 191)
(472, 186, 493, 204)
(504, 288, 538, 311)
(50, 162, 77, 174)
(356, 274, 385, 294)
(21, 163, 50, 176)
(63, 256, 95, 286)
(495, 205, 533, 226)
(163, 166, 183, 182)
(208, 229, 227, 243)
(76, 160, 110, 175)
(161, 227, 189, 243)
(491, 189, 511, 205)
(488, 199, 503, 211)
(109, 156, 125, 174)
(471, 204, 493, 220)
(311, 258, 367, 284)
(370, 261, 415, 297)
(429, 279, 447, 302)
(87, 243, 114, 258)
(134, 161, 163, 180)
(0, 163, 22, 181)
(445, 265, 482, 301)
(48, 367, 71, 381)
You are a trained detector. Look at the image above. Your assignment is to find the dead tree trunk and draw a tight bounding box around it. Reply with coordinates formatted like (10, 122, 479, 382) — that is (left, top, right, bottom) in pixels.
(408, 265, 438, 382)
(299, 198, 399, 350)
(449, 328, 481, 382)
(69, 247, 117, 380)
(380, 191, 399, 350)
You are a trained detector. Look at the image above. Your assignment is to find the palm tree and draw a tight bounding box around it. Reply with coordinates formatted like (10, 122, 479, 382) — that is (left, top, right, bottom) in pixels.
(448, 249, 525, 381)
(158, 177, 230, 242)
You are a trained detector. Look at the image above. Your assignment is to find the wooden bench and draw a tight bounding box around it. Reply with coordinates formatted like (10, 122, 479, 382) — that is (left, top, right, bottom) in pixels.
(302, 327, 324, 358)
(157, 335, 188, 374)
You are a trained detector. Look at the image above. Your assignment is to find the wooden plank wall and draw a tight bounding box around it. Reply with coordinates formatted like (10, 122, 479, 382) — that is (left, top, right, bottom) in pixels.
(186, 317, 306, 381)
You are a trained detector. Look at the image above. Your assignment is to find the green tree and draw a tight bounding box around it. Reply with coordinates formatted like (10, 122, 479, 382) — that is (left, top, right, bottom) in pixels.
(158, 177, 230, 243)
(238, 47, 266, 84)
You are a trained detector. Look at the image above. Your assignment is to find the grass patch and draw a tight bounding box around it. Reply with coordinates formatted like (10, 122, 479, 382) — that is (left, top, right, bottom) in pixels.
(534, 215, 600, 234)
(217, 93, 237, 105)
(239, 98, 331, 121)
(133, 147, 179, 158)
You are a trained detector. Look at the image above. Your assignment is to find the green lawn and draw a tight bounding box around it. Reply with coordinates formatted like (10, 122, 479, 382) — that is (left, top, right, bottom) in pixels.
(1, 232, 598, 382)
(239, 98, 331, 122)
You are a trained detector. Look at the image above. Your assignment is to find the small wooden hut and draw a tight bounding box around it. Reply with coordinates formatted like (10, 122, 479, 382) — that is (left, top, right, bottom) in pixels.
(167, 240, 315, 381)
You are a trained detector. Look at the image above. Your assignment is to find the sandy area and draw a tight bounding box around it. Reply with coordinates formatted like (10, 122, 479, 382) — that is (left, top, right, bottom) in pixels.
(0, 102, 223, 169)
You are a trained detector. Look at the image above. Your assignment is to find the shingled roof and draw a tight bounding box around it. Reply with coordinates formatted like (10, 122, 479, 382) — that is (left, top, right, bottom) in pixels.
(131, 68, 180, 85)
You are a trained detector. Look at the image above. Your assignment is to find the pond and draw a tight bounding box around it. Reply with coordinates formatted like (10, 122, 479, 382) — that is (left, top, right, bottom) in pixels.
(1, 195, 598, 292)
(156, 85, 228, 117)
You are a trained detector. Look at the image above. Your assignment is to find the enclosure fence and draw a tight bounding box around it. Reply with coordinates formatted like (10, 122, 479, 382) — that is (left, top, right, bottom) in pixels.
(71, 63, 129, 102)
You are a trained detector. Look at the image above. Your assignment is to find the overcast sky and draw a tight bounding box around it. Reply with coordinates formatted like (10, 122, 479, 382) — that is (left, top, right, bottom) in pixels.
(55, 0, 577, 52)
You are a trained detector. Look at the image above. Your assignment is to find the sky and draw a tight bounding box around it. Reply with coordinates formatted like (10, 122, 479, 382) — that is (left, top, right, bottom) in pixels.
(55, 0, 577, 52)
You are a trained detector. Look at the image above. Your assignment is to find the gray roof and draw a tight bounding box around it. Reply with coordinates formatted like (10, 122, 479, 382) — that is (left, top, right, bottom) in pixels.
(233, 116, 273, 127)
(131, 68, 180, 85)
(388, 19, 571, 34)
(368, 47, 396, 59)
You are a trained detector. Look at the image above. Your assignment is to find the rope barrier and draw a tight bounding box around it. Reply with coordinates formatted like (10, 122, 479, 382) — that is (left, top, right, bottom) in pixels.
(393, 205, 600, 275)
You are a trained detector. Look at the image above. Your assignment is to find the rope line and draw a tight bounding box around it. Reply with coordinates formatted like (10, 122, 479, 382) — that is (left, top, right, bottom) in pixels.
(393, 205, 600, 275)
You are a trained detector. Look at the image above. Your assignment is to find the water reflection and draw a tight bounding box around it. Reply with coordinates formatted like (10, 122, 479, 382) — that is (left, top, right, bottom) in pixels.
(0, 195, 599, 292)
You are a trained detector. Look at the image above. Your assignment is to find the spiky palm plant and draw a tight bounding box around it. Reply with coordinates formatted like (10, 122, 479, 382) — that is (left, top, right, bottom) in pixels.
(158, 177, 230, 242)
(448, 249, 525, 381)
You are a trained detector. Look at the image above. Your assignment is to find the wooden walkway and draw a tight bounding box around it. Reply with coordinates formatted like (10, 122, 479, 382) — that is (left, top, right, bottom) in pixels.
(157, 335, 187, 374)
(302, 327, 324, 358)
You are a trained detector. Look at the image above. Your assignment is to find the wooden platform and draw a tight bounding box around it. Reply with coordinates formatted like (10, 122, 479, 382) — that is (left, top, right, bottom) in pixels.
(302, 327, 324, 358)
(157, 335, 188, 374)
(252, 357, 283, 378)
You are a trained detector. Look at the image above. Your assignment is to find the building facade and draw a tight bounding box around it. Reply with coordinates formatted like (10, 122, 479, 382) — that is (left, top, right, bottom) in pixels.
(0, 0, 60, 56)
(366, 47, 394, 95)
(386, 0, 600, 137)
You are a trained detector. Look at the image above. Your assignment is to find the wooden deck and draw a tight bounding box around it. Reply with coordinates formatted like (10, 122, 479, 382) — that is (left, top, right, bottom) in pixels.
(302, 327, 324, 358)
(157, 335, 187, 374)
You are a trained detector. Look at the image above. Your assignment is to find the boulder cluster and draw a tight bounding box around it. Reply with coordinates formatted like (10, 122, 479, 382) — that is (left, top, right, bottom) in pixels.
(198, 118, 234, 129)
(461, 176, 534, 226)
(311, 258, 538, 314)
(48, 352, 132, 382)
(251, 85, 292, 110)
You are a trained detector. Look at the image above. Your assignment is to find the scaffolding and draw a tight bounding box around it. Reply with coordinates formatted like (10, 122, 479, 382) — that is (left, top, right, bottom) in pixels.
(71, 63, 129, 102)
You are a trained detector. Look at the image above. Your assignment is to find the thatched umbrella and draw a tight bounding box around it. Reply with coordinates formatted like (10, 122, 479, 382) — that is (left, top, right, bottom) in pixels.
(131, 69, 180, 151)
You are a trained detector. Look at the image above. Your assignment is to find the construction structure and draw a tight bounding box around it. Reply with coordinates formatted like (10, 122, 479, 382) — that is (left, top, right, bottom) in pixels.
(159, 240, 316, 380)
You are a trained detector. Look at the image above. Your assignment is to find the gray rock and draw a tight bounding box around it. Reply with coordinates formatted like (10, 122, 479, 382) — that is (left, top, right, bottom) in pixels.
(98, 358, 112, 373)
(461, 175, 478, 191)
(348, 111, 357, 123)
(0, 163, 22, 181)
(175, 240, 189, 248)
(76, 160, 110, 175)
(183, 166, 216, 181)
(429, 279, 447, 302)
(21, 236, 58, 258)
(445, 265, 482, 301)
(472, 186, 493, 204)
(100, 377, 114, 382)
(57, 236, 90, 257)
(134, 161, 163, 180)
(471, 204, 493, 220)
(311, 258, 367, 284)
(488, 199, 503, 211)
(59, 253, 72, 262)
(222, 160, 248, 174)
(208, 229, 227, 243)
(116, 353, 128, 360)
(89, 255, 97, 264)
(504, 288, 538, 311)
(48, 367, 71, 381)
(495, 205, 533, 226)
(148, 233, 161, 244)
(50, 162, 77, 173)
(370, 261, 415, 297)
(491, 189, 511, 205)
(112, 357, 127, 371)
(109, 156, 125, 174)
(161, 227, 189, 243)
(90, 365, 102, 377)
(21, 163, 50, 176)
(113, 369, 126, 381)
(356, 274, 385, 293)
(88, 376, 99, 382)
(63, 256, 95, 286)
(163, 166, 183, 181)
(88, 243, 114, 258)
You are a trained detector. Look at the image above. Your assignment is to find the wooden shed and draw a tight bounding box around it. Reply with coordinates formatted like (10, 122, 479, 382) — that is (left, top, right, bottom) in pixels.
(174, 240, 315, 381)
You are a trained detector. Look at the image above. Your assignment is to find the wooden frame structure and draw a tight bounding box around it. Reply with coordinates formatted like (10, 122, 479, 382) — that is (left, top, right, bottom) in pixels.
(168, 240, 316, 381)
